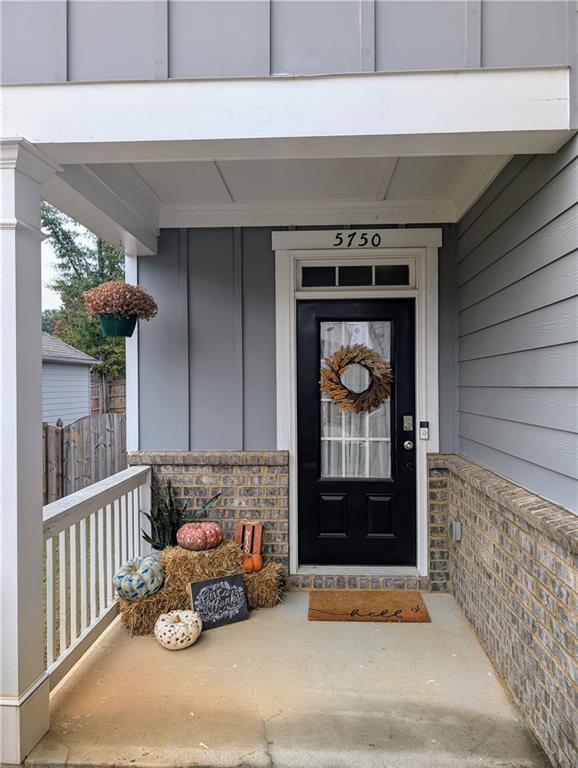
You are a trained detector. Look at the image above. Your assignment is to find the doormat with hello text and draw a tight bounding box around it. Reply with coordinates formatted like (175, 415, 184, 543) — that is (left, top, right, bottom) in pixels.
(308, 589, 431, 623)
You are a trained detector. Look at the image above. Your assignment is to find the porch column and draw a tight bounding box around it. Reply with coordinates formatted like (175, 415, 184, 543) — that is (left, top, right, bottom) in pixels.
(0, 138, 59, 764)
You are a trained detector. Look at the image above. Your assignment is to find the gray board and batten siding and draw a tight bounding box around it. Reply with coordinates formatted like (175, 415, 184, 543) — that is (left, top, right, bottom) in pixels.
(456, 136, 578, 512)
(1, 2, 576, 94)
(137, 224, 457, 454)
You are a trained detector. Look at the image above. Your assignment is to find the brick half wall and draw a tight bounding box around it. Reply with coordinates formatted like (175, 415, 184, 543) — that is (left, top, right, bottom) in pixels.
(129, 449, 451, 592)
(431, 454, 577, 768)
(128, 451, 290, 570)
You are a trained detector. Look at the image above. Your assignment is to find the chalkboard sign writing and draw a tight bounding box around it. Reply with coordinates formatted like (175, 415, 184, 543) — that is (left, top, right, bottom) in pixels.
(189, 574, 248, 630)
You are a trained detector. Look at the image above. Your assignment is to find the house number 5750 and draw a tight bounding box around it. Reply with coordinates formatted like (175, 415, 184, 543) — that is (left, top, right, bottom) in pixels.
(333, 232, 382, 248)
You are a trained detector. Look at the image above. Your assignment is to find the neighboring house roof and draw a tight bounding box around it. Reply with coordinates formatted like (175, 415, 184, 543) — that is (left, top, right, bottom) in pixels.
(41, 332, 98, 366)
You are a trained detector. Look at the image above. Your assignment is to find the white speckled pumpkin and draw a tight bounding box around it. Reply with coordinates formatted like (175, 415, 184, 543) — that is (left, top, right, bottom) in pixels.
(113, 554, 163, 601)
(200, 521, 223, 548)
(176, 521, 222, 551)
(154, 610, 203, 650)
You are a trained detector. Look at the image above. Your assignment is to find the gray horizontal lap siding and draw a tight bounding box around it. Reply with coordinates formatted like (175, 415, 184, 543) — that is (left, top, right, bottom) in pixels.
(1, 1, 573, 83)
(42, 362, 92, 426)
(456, 136, 578, 512)
(138, 224, 456, 453)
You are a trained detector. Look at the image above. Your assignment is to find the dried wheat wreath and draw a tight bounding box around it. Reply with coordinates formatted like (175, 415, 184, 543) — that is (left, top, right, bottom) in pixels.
(320, 344, 393, 414)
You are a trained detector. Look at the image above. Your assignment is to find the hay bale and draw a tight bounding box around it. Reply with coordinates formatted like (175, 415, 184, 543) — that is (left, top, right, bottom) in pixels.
(118, 542, 284, 635)
(119, 588, 182, 637)
(245, 561, 284, 609)
(119, 541, 243, 636)
(162, 540, 242, 585)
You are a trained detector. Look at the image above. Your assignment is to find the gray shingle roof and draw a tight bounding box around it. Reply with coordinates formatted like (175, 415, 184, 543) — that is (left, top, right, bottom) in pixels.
(41, 332, 98, 365)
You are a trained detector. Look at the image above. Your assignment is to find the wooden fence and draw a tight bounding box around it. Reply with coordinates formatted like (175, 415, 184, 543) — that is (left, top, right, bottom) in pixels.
(43, 414, 127, 504)
(91, 377, 126, 416)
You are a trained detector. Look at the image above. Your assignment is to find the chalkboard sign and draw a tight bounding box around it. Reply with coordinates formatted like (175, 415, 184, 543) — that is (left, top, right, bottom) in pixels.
(189, 574, 248, 630)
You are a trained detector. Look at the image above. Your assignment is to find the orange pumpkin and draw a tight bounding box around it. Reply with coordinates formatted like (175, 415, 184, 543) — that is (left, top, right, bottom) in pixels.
(242, 553, 263, 573)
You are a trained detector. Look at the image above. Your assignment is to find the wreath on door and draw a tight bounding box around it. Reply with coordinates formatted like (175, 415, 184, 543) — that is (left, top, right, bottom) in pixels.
(320, 344, 393, 414)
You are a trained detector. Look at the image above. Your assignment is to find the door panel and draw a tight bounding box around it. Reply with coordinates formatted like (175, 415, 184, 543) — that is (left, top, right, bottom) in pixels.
(297, 299, 416, 566)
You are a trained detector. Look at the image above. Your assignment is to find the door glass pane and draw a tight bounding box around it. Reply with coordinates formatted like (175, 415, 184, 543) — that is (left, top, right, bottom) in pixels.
(368, 441, 391, 477)
(321, 401, 342, 438)
(345, 441, 367, 475)
(321, 440, 342, 478)
(368, 402, 390, 438)
(320, 320, 392, 479)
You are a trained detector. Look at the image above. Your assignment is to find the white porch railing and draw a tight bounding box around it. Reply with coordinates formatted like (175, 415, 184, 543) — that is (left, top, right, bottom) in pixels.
(42, 466, 151, 688)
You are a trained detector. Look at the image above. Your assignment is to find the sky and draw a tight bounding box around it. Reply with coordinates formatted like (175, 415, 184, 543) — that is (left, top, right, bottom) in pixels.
(42, 212, 98, 311)
(41, 239, 62, 310)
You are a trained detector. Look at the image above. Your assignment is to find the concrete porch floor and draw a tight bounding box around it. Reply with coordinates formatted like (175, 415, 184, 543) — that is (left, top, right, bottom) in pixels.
(26, 593, 549, 768)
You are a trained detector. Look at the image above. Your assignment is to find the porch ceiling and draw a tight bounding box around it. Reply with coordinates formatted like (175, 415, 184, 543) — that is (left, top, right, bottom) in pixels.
(42, 152, 510, 253)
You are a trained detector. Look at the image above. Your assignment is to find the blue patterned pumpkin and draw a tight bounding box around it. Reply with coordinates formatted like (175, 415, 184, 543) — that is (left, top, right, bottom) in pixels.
(113, 554, 164, 601)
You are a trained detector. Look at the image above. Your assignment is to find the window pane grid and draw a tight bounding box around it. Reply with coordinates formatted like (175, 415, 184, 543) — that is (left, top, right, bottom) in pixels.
(301, 262, 410, 289)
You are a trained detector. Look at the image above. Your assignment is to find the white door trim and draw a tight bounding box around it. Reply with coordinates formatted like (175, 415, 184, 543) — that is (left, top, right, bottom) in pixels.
(274, 229, 440, 577)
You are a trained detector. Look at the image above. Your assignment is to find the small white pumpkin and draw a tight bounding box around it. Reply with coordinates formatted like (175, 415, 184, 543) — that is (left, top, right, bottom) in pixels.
(154, 610, 203, 650)
(113, 553, 163, 602)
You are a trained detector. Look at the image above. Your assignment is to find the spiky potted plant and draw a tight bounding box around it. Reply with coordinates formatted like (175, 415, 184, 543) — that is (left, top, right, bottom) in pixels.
(84, 280, 158, 337)
(142, 479, 222, 551)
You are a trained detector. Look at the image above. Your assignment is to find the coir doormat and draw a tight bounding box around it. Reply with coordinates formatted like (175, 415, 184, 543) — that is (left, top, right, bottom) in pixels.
(308, 589, 430, 623)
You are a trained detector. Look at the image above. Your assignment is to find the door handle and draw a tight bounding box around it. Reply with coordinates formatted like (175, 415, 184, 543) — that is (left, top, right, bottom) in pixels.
(403, 440, 414, 451)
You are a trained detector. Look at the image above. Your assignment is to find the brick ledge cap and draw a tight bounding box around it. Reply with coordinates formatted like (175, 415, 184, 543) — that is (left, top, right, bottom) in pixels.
(429, 453, 577, 554)
(128, 450, 289, 466)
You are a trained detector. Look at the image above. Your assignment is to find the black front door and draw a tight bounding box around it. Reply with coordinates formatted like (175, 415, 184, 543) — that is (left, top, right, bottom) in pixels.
(297, 299, 416, 566)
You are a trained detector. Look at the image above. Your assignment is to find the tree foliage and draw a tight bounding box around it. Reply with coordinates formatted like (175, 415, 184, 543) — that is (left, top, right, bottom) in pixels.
(41, 308, 60, 334)
(41, 203, 126, 377)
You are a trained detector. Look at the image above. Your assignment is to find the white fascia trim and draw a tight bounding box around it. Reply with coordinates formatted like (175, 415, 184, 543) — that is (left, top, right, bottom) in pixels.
(1, 68, 570, 146)
(160, 199, 456, 228)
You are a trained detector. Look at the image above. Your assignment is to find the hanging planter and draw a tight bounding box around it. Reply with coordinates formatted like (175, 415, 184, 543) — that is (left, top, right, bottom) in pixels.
(84, 280, 158, 338)
(98, 313, 138, 337)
